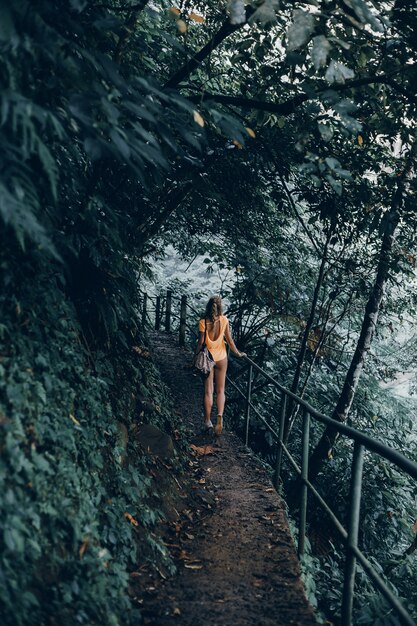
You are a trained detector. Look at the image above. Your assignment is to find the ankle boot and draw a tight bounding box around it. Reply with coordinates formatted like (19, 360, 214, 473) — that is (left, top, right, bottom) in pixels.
(214, 414, 223, 435)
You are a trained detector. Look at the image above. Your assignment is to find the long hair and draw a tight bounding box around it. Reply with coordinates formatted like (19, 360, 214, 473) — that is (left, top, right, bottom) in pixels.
(204, 295, 223, 322)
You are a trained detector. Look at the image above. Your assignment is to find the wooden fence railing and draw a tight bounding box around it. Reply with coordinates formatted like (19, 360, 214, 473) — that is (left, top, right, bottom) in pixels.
(141, 289, 198, 346)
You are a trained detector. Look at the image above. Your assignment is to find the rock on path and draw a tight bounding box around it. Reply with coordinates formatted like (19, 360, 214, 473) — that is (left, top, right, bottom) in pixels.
(142, 331, 317, 626)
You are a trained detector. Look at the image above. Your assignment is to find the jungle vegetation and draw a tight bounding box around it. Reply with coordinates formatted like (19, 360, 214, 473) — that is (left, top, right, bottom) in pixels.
(1, 0, 417, 624)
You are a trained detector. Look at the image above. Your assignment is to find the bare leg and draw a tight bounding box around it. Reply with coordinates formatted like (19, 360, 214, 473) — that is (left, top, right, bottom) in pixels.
(214, 357, 228, 433)
(203, 368, 214, 425)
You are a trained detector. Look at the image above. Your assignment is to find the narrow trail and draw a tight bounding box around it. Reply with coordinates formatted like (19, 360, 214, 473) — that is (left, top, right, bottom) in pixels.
(143, 331, 317, 626)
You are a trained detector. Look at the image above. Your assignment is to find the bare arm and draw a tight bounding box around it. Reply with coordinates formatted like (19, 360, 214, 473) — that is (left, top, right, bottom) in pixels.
(224, 320, 245, 357)
(195, 331, 204, 355)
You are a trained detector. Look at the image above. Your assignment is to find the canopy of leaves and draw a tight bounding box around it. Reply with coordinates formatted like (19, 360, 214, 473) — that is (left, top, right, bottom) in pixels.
(1, 0, 417, 624)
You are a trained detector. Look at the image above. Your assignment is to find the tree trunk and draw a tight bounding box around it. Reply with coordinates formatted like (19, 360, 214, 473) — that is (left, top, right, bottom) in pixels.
(284, 233, 330, 442)
(137, 181, 193, 255)
(308, 204, 401, 481)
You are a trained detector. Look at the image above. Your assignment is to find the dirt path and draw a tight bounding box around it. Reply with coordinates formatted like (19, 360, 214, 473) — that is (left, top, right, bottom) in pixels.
(142, 331, 317, 626)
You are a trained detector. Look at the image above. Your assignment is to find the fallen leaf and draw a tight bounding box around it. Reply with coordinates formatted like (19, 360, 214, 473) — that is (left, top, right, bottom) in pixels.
(124, 512, 139, 526)
(358, 134, 364, 145)
(193, 110, 205, 127)
(177, 19, 187, 33)
(198, 478, 206, 484)
(79, 539, 89, 558)
(169, 7, 180, 15)
(232, 139, 243, 149)
(178, 550, 192, 560)
(245, 126, 256, 138)
(184, 563, 203, 569)
(190, 444, 218, 456)
(189, 12, 204, 23)
(132, 346, 151, 358)
(173, 607, 181, 616)
(70, 413, 81, 426)
(156, 566, 167, 579)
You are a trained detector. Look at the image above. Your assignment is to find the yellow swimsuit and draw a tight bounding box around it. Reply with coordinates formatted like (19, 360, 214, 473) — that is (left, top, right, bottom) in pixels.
(198, 315, 228, 362)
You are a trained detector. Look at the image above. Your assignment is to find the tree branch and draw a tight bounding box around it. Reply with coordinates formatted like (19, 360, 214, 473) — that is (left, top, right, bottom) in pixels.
(188, 91, 309, 115)
(187, 71, 407, 115)
(139, 181, 193, 245)
(165, 7, 254, 89)
(95, 1, 149, 12)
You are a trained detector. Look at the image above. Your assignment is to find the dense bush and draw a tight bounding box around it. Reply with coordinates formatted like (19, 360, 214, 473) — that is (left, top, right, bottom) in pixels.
(0, 243, 188, 625)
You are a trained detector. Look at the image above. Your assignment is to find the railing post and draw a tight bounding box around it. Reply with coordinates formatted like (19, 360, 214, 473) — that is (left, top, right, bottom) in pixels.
(179, 295, 187, 346)
(244, 364, 253, 447)
(165, 289, 172, 332)
(141, 292, 147, 327)
(341, 442, 365, 626)
(155, 295, 161, 330)
(274, 393, 287, 489)
(298, 408, 310, 558)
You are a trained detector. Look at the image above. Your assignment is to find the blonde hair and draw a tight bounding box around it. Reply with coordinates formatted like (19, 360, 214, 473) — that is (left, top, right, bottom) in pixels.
(204, 295, 223, 322)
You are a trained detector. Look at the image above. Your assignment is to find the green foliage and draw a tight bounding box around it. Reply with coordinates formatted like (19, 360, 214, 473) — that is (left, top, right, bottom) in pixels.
(0, 254, 186, 625)
(2, 0, 417, 625)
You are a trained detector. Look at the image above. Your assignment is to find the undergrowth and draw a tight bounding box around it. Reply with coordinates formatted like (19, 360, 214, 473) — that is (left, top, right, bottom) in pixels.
(0, 256, 188, 626)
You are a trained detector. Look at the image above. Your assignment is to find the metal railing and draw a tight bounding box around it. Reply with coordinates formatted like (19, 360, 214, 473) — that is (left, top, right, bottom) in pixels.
(141, 288, 417, 626)
(230, 354, 417, 626)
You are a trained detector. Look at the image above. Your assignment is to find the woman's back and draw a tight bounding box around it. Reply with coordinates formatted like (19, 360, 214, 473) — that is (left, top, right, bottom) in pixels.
(195, 295, 244, 435)
(199, 315, 228, 361)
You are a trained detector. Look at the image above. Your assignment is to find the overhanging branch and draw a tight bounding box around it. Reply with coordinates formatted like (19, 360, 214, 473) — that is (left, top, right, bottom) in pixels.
(165, 7, 254, 89)
(187, 71, 407, 116)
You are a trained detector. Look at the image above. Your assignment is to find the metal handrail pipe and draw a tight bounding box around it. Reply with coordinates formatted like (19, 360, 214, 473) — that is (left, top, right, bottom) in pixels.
(242, 355, 417, 480)
(231, 389, 416, 624)
(150, 291, 416, 625)
(229, 371, 416, 624)
(352, 547, 415, 626)
(228, 376, 350, 540)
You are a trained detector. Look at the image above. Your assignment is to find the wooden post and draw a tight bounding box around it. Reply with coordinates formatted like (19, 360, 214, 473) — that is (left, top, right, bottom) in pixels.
(141, 293, 147, 327)
(165, 289, 172, 332)
(155, 295, 161, 330)
(179, 295, 187, 346)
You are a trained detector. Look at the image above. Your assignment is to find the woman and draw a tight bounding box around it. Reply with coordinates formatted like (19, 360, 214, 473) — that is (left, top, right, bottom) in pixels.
(195, 295, 245, 435)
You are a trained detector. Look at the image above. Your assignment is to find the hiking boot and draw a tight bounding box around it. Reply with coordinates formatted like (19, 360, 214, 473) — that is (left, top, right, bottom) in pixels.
(214, 414, 223, 436)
